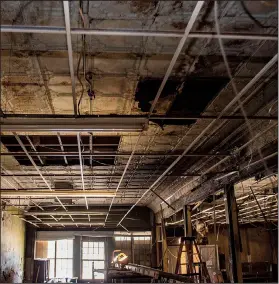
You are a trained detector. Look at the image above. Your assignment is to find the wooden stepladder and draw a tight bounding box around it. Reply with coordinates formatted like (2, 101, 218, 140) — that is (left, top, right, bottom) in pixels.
(175, 236, 211, 283)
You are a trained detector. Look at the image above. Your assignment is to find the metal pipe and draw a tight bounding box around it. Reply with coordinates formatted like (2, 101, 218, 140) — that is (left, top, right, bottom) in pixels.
(148, 1, 204, 117)
(1, 25, 277, 41)
(1, 114, 277, 120)
(77, 133, 89, 209)
(117, 54, 278, 226)
(0, 190, 114, 197)
(0, 187, 149, 191)
(63, 1, 77, 116)
(0, 151, 231, 157)
(1, 171, 235, 177)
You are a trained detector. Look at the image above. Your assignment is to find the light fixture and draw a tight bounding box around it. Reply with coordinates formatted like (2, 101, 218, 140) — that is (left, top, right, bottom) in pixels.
(0, 117, 147, 132)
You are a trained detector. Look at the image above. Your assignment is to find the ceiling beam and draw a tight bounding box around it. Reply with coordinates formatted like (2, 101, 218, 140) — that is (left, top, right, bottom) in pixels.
(0, 151, 231, 157)
(0, 190, 115, 197)
(1, 114, 277, 120)
(1, 25, 277, 41)
(42, 222, 105, 226)
(23, 211, 114, 216)
(0, 171, 236, 178)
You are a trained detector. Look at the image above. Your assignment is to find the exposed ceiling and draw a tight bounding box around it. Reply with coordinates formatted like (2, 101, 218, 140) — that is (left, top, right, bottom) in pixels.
(0, 1, 278, 229)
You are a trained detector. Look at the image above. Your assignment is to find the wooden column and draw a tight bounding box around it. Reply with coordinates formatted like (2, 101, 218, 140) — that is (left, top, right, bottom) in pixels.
(160, 206, 168, 272)
(156, 225, 161, 268)
(224, 184, 243, 283)
(183, 205, 193, 274)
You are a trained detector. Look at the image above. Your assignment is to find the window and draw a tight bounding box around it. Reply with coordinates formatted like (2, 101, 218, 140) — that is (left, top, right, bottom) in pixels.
(134, 236, 151, 266)
(47, 241, 55, 278)
(115, 236, 131, 241)
(44, 240, 73, 279)
(56, 240, 73, 278)
(82, 241, 105, 280)
(133, 236, 151, 241)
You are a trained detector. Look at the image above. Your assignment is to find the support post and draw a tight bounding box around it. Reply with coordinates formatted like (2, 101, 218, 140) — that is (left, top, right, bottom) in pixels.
(131, 236, 135, 263)
(73, 236, 81, 279)
(183, 205, 193, 275)
(160, 206, 168, 272)
(183, 205, 192, 237)
(156, 225, 161, 268)
(224, 184, 243, 283)
(151, 213, 157, 267)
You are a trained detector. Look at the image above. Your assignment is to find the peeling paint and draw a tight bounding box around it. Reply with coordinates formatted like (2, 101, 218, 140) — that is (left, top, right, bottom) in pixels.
(1, 207, 26, 283)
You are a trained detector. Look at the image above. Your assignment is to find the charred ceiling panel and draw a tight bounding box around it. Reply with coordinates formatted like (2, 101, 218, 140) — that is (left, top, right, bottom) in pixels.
(166, 77, 229, 117)
(1, 135, 120, 166)
(143, 76, 229, 126)
(135, 78, 181, 112)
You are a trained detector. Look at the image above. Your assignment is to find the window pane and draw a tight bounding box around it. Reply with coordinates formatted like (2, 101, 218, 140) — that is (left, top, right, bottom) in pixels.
(82, 242, 105, 260)
(49, 259, 55, 279)
(56, 259, 73, 278)
(47, 241, 55, 258)
(56, 240, 73, 258)
(94, 272, 104, 279)
(93, 261, 104, 269)
(82, 260, 93, 279)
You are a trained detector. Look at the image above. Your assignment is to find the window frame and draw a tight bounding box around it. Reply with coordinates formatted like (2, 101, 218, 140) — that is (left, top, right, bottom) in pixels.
(81, 240, 106, 280)
(46, 240, 73, 279)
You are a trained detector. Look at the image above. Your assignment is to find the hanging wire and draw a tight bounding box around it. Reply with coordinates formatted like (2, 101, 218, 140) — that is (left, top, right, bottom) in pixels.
(240, 1, 274, 29)
(214, 1, 277, 190)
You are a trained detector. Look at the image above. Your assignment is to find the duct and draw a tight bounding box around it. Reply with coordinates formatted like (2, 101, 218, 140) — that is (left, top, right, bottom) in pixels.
(1, 117, 147, 132)
(0, 190, 115, 197)
(1, 25, 277, 41)
(117, 54, 278, 226)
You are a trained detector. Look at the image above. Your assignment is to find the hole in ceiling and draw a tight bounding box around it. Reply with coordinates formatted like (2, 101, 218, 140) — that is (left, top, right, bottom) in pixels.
(138, 76, 230, 126)
(1, 135, 120, 167)
(135, 77, 180, 112)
